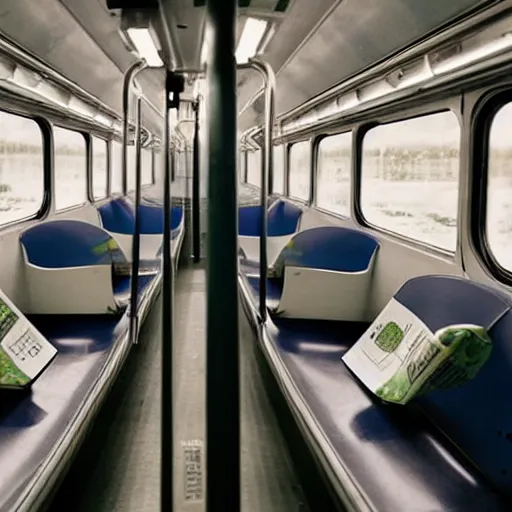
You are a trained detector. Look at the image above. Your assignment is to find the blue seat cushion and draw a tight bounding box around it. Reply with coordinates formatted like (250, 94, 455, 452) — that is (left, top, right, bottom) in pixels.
(273, 226, 379, 276)
(268, 200, 302, 236)
(98, 197, 135, 235)
(238, 200, 302, 237)
(393, 275, 512, 494)
(246, 275, 283, 310)
(267, 316, 508, 511)
(20, 220, 127, 268)
(0, 315, 122, 510)
(113, 274, 157, 308)
(99, 198, 183, 236)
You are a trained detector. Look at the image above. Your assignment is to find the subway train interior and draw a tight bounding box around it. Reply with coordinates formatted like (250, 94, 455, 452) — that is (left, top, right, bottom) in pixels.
(0, 0, 512, 511)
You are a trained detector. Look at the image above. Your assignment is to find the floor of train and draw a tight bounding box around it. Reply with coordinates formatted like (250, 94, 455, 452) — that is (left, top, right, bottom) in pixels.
(48, 261, 309, 511)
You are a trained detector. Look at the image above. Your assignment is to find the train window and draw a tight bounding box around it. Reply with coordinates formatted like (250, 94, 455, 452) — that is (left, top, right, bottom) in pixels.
(151, 148, 157, 184)
(247, 149, 261, 186)
(361, 111, 460, 251)
(316, 132, 352, 216)
(0, 112, 44, 226)
(54, 127, 87, 210)
(142, 148, 153, 185)
(111, 141, 123, 194)
(92, 136, 107, 200)
(486, 103, 512, 272)
(273, 145, 284, 194)
(127, 145, 136, 192)
(289, 140, 310, 201)
(239, 150, 246, 183)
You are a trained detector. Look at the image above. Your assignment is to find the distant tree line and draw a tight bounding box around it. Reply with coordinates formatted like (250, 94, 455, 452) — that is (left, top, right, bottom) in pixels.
(0, 141, 85, 156)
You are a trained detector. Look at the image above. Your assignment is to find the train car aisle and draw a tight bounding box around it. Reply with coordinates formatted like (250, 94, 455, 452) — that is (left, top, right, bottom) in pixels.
(48, 262, 309, 511)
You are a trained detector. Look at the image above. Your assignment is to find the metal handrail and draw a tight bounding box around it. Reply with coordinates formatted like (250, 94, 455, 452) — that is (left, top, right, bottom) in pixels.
(238, 58, 277, 322)
(192, 98, 201, 263)
(122, 60, 147, 196)
(122, 60, 148, 348)
(129, 95, 143, 345)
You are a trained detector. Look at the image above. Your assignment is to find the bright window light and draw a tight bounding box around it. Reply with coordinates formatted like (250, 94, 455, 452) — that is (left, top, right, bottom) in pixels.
(127, 28, 163, 68)
(236, 18, 268, 64)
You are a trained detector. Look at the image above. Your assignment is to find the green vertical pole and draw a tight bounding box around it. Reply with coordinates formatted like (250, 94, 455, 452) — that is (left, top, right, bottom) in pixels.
(161, 71, 174, 512)
(192, 99, 201, 263)
(205, 0, 240, 510)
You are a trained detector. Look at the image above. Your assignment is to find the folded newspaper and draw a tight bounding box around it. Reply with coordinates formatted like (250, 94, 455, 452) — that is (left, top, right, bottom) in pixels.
(0, 292, 57, 389)
(342, 298, 493, 405)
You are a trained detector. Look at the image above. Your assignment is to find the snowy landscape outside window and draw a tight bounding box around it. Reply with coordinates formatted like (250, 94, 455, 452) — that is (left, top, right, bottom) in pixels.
(54, 127, 87, 210)
(0, 112, 43, 225)
(92, 136, 108, 201)
(111, 141, 123, 194)
(142, 148, 153, 185)
(126, 145, 136, 192)
(289, 140, 310, 201)
(316, 132, 352, 216)
(273, 145, 284, 194)
(247, 149, 261, 187)
(361, 111, 460, 251)
(486, 102, 512, 271)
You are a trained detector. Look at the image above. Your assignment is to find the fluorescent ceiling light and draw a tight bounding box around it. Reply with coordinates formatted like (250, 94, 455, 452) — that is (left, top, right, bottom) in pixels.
(127, 28, 163, 68)
(236, 18, 268, 64)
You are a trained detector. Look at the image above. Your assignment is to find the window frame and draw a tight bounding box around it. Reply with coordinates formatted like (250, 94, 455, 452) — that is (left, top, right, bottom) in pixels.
(354, 106, 462, 256)
(288, 138, 312, 204)
(313, 130, 353, 219)
(53, 125, 88, 211)
(470, 89, 512, 285)
(90, 135, 109, 202)
(0, 109, 50, 229)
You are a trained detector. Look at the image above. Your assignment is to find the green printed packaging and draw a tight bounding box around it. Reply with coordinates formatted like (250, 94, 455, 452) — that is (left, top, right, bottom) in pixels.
(342, 298, 493, 405)
(0, 347, 30, 388)
(375, 324, 492, 404)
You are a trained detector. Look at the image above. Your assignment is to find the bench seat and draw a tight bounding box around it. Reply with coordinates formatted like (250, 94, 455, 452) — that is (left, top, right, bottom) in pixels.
(238, 199, 303, 264)
(241, 226, 379, 322)
(98, 196, 184, 262)
(0, 314, 126, 511)
(239, 274, 512, 511)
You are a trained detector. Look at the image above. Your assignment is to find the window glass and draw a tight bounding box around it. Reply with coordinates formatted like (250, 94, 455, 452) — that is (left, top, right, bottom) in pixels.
(316, 132, 351, 216)
(239, 150, 246, 183)
(54, 127, 87, 210)
(487, 103, 512, 271)
(289, 141, 310, 201)
(111, 141, 123, 194)
(361, 112, 460, 251)
(247, 150, 261, 186)
(0, 112, 44, 225)
(273, 145, 284, 194)
(92, 136, 107, 200)
(127, 145, 136, 192)
(142, 148, 153, 185)
(153, 149, 161, 184)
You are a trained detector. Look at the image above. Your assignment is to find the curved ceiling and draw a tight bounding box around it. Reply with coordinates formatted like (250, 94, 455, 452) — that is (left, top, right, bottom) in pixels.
(0, 0, 500, 136)
(236, 0, 498, 131)
(0, 0, 164, 134)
